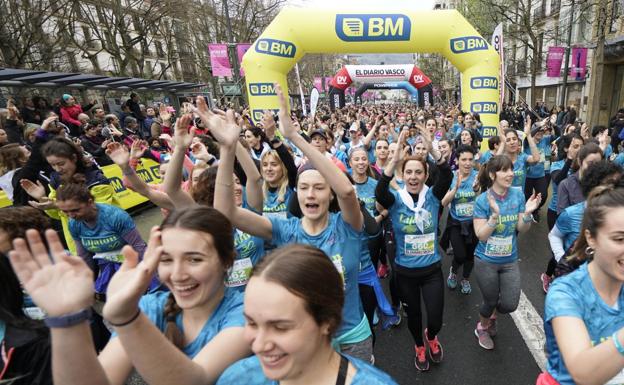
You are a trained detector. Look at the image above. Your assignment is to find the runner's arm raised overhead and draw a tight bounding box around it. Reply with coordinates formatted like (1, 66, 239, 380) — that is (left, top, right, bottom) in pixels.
(162, 115, 197, 209)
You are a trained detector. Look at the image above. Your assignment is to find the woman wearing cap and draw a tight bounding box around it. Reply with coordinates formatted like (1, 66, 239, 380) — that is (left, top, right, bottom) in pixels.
(60, 94, 93, 137)
(212, 85, 374, 362)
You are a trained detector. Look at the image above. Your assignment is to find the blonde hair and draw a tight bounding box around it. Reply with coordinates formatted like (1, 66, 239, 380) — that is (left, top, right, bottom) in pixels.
(261, 150, 289, 204)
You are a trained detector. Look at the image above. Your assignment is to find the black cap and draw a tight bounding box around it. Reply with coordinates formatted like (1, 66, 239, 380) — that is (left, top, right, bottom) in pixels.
(310, 129, 328, 140)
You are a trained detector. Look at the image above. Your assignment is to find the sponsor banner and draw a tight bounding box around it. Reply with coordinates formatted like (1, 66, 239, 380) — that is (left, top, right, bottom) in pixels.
(470, 76, 498, 89)
(310, 88, 320, 117)
(335, 14, 411, 42)
(236, 43, 252, 76)
(450, 36, 489, 54)
(330, 66, 353, 90)
(0, 158, 162, 210)
(569, 47, 588, 80)
(255, 38, 296, 58)
(208, 44, 232, 77)
(408, 65, 431, 89)
(470, 101, 498, 114)
(249, 83, 277, 96)
(346, 64, 412, 84)
(546, 46, 565, 77)
(491, 23, 504, 105)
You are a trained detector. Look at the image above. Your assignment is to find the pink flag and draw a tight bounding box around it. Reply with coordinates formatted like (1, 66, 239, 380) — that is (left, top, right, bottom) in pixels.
(546, 47, 565, 77)
(208, 44, 232, 77)
(569, 47, 588, 80)
(236, 44, 252, 76)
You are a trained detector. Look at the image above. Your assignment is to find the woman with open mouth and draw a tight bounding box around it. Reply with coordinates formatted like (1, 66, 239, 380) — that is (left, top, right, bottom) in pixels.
(6, 206, 251, 385)
(375, 128, 453, 372)
(472, 155, 541, 351)
(217, 244, 398, 385)
(213, 85, 374, 363)
(495, 115, 541, 189)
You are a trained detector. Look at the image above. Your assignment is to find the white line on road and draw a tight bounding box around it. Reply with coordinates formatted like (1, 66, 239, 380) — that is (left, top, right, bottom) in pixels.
(511, 290, 547, 371)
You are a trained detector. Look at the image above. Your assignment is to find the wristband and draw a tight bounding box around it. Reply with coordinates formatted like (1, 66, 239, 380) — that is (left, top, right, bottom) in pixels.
(108, 309, 142, 328)
(44, 308, 92, 328)
(486, 221, 497, 228)
(522, 213, 534, 223)
(613, 331, 624, 356)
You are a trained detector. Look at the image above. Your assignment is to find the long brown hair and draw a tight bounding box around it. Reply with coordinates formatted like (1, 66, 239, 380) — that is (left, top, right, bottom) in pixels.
(252, 244, 344, 339)
(159, 206, 235, 349)
(0, 143, 27, 174)
(477, 155, 513, 193)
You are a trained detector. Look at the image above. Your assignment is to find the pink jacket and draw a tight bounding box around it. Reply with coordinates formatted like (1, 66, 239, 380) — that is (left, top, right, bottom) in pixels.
(60, 104, 83, 127)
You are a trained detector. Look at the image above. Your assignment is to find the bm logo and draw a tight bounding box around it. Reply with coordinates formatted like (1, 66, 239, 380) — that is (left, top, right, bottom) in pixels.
(470, 102, 498, 114)
(470, 77, 498, 89)
(336, 14, 411, 42)
(249, 83, 276, 96)
(450, 36, 489, 54)
(252, 109, 280, 122)
(255, 38, 296, 58)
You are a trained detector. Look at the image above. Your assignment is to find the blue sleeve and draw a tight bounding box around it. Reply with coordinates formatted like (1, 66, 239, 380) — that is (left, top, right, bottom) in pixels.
(473, 193, 489, 219)
(555, 209, 571, 235)
(138, 292, 167, 332)
(545, 280, 584, 322)
(220, 292, 245, 330)
(269, 217, 296, 246)
(111, 207, 136, 236)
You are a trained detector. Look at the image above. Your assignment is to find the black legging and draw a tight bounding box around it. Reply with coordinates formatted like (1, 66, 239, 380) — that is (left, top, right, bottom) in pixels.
(396, 263, 444, 346)
(448, 222, 477, 279)
(359, 283, 378, 345)
(367, 231, 386, 269)
(524, 176, 549, 210)
(382, 218, 400, 308)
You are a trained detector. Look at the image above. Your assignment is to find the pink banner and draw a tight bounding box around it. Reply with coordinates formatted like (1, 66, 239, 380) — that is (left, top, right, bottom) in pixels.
(208, 44, 232, 77)
(546, 46, 565, 77)
(313, 77, 332, 92)
(569, 47, 588, 80)
(236, 44, 252, 76)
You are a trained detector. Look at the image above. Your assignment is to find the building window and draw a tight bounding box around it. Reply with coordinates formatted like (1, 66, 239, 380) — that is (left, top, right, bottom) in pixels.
(155, 41, 165, 57)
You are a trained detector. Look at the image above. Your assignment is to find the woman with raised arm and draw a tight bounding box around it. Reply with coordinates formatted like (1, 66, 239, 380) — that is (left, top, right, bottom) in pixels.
(374, 127, 453, 372)
(211, 85, 373, 362)
(217, 244, 398, 385)
(496, 115, 541, 189)
(7, 206, 250, 385)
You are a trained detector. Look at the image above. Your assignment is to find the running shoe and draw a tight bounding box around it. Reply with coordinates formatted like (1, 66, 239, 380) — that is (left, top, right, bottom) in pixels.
(372, 309, 379, 326)
(377, 263, 389, 278)
(460, 279, 472, 294)
(540, 273, 552, 293)
(488, 316, 497, 337)
(425, 328, 443, 363)
(414, 345, 430, 371)
(447, 268, 457, 290)
(474, 322, 494, 350)
(381, 313, 402, 330)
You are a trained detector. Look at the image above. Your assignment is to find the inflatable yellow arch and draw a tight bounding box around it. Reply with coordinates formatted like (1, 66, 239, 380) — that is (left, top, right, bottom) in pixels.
(242, 8, 500, 141)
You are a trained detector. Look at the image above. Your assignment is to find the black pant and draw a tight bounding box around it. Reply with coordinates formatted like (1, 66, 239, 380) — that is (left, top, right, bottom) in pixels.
(359, 284, 377, 345)
(449, 224, 476, 279)
(524, 176, 548, 211)
(367, 232, 386, 269)
(383, 220, 400, 308)
(396, 264, 444, 346)
(545, 209, 559, 276)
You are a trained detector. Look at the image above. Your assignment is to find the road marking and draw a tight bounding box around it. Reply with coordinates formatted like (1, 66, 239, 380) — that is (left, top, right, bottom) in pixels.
(511, 290, 547, 371)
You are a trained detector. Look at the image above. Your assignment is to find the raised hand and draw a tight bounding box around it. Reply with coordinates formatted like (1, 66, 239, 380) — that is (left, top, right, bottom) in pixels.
(197, 101, 240, 148)
(525, 193, 542, 213)
(28, 197, 56, 211)
(275, 83, 297, 140)
(173, 113, 195, 149)
(130, 140, 148, 160)
(103, 227, 161, 325)
(159, 133, 175, 149)
(20, 179, 46, 201)
(262, 110, 277, 140)
(106, 142, 130, 166)
(190, 141, 212, 162)
(487, 191, 500, 216)
(524, 115, 532, 136)
(159, 104, 172, 122)
(8, 229, 94, 317)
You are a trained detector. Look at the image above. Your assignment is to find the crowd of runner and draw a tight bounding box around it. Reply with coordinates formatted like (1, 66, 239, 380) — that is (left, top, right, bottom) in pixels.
(0, 86, 624, 385)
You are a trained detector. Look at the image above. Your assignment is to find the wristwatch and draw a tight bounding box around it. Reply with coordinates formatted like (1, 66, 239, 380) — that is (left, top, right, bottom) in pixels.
(44, 308, 92, 328)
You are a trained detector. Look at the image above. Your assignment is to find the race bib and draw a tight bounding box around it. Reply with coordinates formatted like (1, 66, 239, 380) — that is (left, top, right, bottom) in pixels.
(539, 151, 546, 163)
(330, 254, 346, 289)
(606, 368, 624, 385)
(455, 202, 474, 217)
(264, 211, 288, 220)
(93, 250, 124, 263)
(225, 258, 253, 287)
(544, 160, 551, 172)
(405, 233, 435, 257)
(485, 236, 513, 257)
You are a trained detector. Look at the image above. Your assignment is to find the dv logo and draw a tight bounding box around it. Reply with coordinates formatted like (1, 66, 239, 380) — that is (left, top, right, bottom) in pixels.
(470, 77, 498, 89)
(413, 74, 424, 83)
(252, 109, 280, 122)
(450, 36, 489, 54)
(255, 38, 296, 58)
(336, 76, 349, 85)
(336, 14, 411, 42)
(249, 83, 277, 96)
(470, 102, 498, 114)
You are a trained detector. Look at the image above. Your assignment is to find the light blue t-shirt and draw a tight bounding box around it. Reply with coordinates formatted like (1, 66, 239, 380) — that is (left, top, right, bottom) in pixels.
(548, 160, 567, 212)
(136, 290, 245, 358)
(614, 153, 624, 167)
(449, 169, 478, 222)
(512, 152, 530, 188)
(388, 187, 442, 268)
(269, 213, 369, 342)
(545, 263, 624, 385)
(225, 229, 265, 292)
(474, 187, 526, 264)
(262, 187, 293, 220)
(216, 354, 399, 385)
(478, 150, 494, 165)
(526, 135, 554, 178)
(555, 201, 585, 253)
(354, 177, 378, 217)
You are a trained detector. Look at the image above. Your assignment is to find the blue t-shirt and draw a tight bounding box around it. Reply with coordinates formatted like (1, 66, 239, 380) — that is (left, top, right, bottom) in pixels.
(548, 160, 567, 212)
(512, 152, 530, 188)
(545, 263, 624, 385)
(474, 187, 526, 264)
(263, 187, 293, 220)
(526, 135, 553, 178)
(478, 150, 494, 165)
(354, 177, 378, 217)
(388, 188, 442, 268)
(555, 201, 585, 253)
(269, 213, 368, 341)
(614, 153, 624, 167)
(449, 169, 478, 222)
(136, 290, 244, 358)
(216, 354, 398, 385)
(225, 229, 265, 291)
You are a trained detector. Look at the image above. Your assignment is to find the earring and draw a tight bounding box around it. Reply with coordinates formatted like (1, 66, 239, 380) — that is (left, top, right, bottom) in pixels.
(585, 246, 595, 257)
